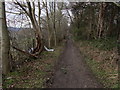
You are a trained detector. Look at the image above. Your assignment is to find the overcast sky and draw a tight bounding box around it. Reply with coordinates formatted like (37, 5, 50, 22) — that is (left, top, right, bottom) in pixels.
(5, 1, 73, 28)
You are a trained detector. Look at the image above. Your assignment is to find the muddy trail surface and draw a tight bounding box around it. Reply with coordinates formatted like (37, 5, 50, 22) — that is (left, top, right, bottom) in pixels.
(52, 39, 103, 88)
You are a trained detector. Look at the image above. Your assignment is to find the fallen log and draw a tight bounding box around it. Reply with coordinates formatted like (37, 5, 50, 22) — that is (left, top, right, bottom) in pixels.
(11, 46, 38, 58)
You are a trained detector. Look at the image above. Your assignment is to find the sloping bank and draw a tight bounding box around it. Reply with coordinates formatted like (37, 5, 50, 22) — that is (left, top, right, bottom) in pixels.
(76, 39, 118, 88)
(3, 45, 64, 88)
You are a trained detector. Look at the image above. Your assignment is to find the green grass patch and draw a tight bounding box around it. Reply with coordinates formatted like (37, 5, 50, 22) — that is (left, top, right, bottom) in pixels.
(78, 39, 118, 88)
(90, 38, 116, 51)
(80, 37, 117, 51)
(85, 57, 118, 88)
(85, 58, 108, 87)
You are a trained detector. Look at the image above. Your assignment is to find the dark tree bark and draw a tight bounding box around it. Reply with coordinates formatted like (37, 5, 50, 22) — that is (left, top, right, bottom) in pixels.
(97, 3, 106, 39)
(1, 2, 10, 74)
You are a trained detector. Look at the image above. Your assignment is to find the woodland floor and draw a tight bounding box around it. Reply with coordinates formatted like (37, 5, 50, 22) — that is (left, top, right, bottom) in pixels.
(52, 38, 103, 88)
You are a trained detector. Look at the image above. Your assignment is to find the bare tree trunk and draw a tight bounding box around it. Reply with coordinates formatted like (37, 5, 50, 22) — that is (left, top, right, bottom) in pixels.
(44, 2, 52, 48)
(53, 2, 57, 46)
(117, 18, 120, 55)
(26, 1, 43, 55)
(15, 1, 43, 56)
(87, 5, 92, 40)
(97, 3, 106, 39)
(117, 30, 120, 88)
(0, 2, 10, 74)
(48, 37, 51, 48)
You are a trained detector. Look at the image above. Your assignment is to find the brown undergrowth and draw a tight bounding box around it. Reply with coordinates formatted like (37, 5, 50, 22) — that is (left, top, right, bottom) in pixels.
(3, 46, 63, 88)
(77, 40, 118, 88)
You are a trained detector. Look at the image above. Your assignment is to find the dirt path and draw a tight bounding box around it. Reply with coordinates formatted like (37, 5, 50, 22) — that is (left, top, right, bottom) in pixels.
(52, 39, 103, 88)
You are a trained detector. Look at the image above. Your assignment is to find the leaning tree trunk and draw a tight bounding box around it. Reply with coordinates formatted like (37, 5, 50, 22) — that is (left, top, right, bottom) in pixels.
(14, 1, 43, 57)
(0, 2, 10, 75)
(26, 1, 43, 56)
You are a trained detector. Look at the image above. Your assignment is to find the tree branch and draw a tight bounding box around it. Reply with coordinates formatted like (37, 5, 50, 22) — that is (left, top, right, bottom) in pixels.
(14, 1, 29, 16)
(38, 0, 41, 26)
(12, 46, 38, 58)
